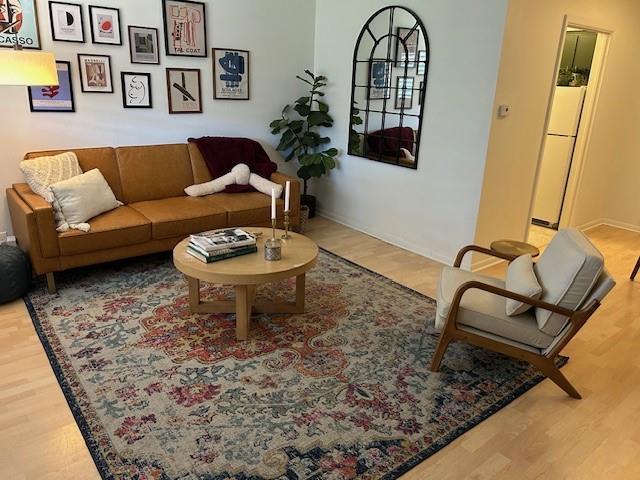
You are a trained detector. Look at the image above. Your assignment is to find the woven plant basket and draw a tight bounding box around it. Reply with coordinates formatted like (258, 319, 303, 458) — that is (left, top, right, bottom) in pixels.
(298, 205, 310, 233)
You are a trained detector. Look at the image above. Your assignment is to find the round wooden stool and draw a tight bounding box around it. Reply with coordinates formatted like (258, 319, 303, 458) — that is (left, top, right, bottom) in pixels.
(489, 239, 540, 261)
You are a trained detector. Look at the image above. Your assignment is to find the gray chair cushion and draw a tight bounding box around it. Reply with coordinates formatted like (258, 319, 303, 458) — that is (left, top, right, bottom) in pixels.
(534, 228, 603, 335)
(436, 266, 555, 349)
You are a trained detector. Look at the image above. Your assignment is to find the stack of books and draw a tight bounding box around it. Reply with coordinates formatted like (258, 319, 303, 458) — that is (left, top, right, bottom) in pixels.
(187, 228, 257, 263)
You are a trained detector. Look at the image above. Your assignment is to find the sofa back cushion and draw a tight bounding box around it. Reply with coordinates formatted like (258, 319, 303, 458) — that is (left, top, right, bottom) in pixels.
(25, 147, 123, 201)
(116, 144, 194, 203)
(534, 228, 604, 336)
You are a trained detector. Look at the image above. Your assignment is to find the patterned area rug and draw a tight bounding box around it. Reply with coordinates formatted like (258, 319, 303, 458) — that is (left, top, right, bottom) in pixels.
(26, 250, 557, 479)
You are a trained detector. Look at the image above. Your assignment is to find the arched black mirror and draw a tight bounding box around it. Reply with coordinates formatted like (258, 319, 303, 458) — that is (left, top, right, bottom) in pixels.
(348, 6, 429, 169)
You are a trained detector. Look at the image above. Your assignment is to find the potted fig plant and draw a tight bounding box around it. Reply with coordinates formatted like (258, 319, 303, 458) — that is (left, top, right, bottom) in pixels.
(269, 70, 337, 218)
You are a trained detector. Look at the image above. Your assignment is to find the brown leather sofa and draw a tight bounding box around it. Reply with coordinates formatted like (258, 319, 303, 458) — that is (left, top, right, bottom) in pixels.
(6, 142, 300, 293)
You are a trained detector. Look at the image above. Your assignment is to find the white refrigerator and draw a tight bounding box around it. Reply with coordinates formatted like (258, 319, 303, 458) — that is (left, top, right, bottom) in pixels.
(531, 86, 587, 227)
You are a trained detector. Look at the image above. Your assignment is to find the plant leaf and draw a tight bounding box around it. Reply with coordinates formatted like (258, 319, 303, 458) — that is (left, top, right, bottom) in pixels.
(315, 101, 329, 112)
(322, 155, 336, 171)
(294, 103, 311, 117)
(323, 147, 338, 157)
(307, 111, 333, 127)
(295, 75, 313, 85)
(276, 129, 295, 151)
(304, 69, 315, 79)
(288, 119, 305, 133)
(295, 96, 310, 105)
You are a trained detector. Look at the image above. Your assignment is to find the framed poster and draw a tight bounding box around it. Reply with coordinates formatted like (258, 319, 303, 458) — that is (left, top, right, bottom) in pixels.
(213, 48, 249, 100)
(368, 59, 391, 100)
(0, 0, 41, 49)
(77, 53, 113, 93)
(417, 50, 427, 75)
(395, 76, 414, 110)
(48, 2, 84, 43)
(88, 5, 121, 45)
(28, 61, 75, 112)
(121, 72, 152, 108)
(166, 68, 201, 113)
(128, 26, 159, 64)
(395, 27, 419, 68)
(162, 0, 206, 57)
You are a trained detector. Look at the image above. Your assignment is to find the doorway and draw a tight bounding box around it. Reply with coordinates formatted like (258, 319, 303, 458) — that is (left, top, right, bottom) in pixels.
(528, 22, 610, 246)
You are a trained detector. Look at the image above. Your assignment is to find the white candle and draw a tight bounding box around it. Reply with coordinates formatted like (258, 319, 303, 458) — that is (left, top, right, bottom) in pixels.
(271, 188, 276, 219)
(284, 181, 290, 212)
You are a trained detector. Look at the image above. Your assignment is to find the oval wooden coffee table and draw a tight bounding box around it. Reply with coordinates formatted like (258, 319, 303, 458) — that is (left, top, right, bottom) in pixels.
(173, 228, 319, 341)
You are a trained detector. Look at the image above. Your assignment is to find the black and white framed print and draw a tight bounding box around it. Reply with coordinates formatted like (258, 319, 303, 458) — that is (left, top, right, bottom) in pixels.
(213, 48, 249, 100)
(368, 59, 391, 100)
(166, 68, 202, 113)
(162, 0, 206, 57)
(28, 61, 75, 112)
(48, 2, 84, 43)
(121, 72, 152, 108)
(128, 26, 159, 64)
(88, 5, 121, 45)
(395, 27, 419, 68)
(395, 76, 414, 109)
(77, 53, 113, 93)
(0, 0, 41, 49)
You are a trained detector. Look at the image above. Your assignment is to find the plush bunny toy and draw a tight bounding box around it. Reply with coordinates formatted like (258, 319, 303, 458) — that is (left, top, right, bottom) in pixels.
(184, 163, 283, 198)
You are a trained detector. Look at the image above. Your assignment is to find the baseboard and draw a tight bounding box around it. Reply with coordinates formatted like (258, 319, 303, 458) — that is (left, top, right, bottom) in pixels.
(472, 256, 504, 272)
(577, 218, 640, 233)
(316, 208, 456, 266)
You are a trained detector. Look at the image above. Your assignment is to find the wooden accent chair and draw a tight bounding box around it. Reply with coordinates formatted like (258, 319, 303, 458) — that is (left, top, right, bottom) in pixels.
(430, 229, 615, 399)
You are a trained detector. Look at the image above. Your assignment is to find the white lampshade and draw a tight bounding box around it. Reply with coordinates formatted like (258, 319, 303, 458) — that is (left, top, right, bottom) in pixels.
(0, 50, 58, 86)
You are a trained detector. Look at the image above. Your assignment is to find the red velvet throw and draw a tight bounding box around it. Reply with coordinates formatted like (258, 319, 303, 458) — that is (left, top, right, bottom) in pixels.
(188, 136, 278, 193)
(366, 127, 414, 158)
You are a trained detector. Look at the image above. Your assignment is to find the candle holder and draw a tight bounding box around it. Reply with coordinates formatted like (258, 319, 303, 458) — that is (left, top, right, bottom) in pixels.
(281, 211, 291, 240)
(265, 219, 282, 261)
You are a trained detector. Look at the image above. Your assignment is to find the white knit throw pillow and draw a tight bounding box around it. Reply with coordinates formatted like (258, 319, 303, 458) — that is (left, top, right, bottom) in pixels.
(20, 152, 83, 231)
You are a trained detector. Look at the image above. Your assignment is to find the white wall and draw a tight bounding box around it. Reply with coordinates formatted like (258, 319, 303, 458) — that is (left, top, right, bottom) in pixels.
(474, 0, 640, 266)
(313, 0, 508, 265)
(0, 0, 316, 234)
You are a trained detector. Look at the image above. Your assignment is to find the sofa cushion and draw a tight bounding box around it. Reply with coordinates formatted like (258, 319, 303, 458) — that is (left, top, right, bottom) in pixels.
(534, 228, 604, 336)
(116, 144, 195, 203)
(200, 192, 285, 226)
(25, 147, 123, 201)
(50, 169, 122, 230)
(436, 266, 554, 349)
(58, 206, 151, 255)
(129, 196, 227, 240)
(19, 151, 83, 231)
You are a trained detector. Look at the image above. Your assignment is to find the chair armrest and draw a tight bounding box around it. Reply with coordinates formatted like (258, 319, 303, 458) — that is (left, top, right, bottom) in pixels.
(270, 172, 301, 223)
(454, 245, 515, 267)
(11, 183, 60, 258)
(450, 280, 575, 317)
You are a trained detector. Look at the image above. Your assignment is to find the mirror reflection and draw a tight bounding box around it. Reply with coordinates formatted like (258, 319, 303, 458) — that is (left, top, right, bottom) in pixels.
(348, 7, 428, 168)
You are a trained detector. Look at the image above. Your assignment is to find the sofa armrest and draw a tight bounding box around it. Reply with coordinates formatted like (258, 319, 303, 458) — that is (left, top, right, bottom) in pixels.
(270, 172, 301, 224)
(7, 188, 36, 255)
(12, 183, 60, 257)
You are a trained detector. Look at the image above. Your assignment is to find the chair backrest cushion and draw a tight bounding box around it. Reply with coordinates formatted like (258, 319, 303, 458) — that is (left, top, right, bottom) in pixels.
(534, 228, 604, 335)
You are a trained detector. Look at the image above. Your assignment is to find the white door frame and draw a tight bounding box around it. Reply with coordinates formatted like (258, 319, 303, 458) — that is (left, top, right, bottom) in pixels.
(526, 15, 612, 237)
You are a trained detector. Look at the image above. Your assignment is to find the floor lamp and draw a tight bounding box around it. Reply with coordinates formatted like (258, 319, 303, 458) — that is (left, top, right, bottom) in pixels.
(0, 43, 57, 86)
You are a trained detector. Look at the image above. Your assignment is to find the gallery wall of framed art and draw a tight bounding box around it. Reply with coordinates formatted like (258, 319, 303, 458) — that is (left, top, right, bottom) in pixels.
(0, 0, 318, 236)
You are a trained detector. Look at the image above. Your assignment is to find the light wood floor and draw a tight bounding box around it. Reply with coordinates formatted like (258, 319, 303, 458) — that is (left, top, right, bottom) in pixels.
(1, 218, 639, 479)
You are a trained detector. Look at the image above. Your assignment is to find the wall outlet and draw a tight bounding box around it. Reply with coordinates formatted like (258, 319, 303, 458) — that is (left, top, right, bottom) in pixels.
(0, 231, 7, 244)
